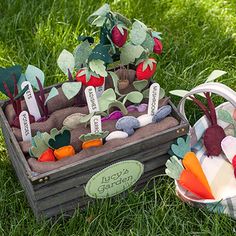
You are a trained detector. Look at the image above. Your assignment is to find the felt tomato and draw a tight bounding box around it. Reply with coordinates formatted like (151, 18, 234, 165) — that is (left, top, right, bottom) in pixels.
(111, 25, 128, 47)
(76, 69, 104, 87)
(153, 37, 163, 55)
(38, 148, 56, 162)
(136, 58, 157, 80)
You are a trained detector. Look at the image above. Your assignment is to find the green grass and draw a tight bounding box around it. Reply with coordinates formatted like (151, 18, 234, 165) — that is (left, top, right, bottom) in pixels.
(0, 0, 236, 235)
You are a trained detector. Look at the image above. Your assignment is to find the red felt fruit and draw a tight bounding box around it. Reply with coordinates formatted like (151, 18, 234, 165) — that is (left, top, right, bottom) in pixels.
(75, 70, 104, 87)
(136, 59, 157, 80)
(111, 25, 128, 48)
(153, 37, 163, 55)
(38, 148, 56, 162)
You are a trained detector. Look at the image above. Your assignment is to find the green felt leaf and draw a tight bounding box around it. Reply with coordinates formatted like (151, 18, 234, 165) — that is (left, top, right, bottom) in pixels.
(106, 34, 116, 54)
(98, 88, 116, 112)
(57, 49, 75, 76)
(152, 31, 162, 40)
(108, 100, 128, 115)
(91, 16, 106, 27)
(0, 65, 22, 96)
(142, 58, 156, 71)
(25, 65, 45, 90)
(114, 12, 132, 26)
(48, 128, 71, 150)
(89, 59, 107, 77)
(87, 4, 110, 24)
(80, 131, 109, 142)
(205, 70, 227, 83)
(218, 109, 234, 124)
(62, 82, 82, 100)
(108, 71, 122, 96)
(78, 36, 94, 44)
(78, 112, 95, 124)
(100, 88, 116, 101)
(29, 132, 49, 158)
(120, 43, 144, 65)
(159, 87, 165, 99)
(123, 91, 143, 104)
(133, 80, 148, 92)
(169, 89, 205, 100)
(130, 21, 147, 45)
(141, 33, 155, 52)
(14, 84, 29, 100)
(17, 73, 26, 90)
(142, 88, 149, 98)
(89, 44, 113, 64)
(44, 87, 59, 105)
(171, 137, 191, 159)
(74, 41, 92, 69)
(165, 156, 183, 180)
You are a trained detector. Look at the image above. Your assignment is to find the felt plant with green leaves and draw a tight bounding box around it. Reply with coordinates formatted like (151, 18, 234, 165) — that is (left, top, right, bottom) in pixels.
(15, 64, 59, 121)
(0, 65, 36, 127)
(57, 3, 163, 101)
(29, 127, 75, 162)
(79, 131, 109, 150)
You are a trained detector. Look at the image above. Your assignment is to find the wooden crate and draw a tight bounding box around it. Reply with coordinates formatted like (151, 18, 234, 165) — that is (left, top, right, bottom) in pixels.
(0, 95, 189, 219)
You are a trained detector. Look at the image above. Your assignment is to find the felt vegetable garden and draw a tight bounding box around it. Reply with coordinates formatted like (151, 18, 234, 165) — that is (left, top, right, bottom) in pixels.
(0, 4, 180, 175)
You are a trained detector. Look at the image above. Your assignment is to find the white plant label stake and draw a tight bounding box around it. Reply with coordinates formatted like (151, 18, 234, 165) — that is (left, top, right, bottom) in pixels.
(148, 83, 160, 116)
(19, 111, 32, 141)
(85, 86, 100, 113)
(21, 81, 41, 121)
(95, 82, 105, 98)
(90, 115, 102, 134)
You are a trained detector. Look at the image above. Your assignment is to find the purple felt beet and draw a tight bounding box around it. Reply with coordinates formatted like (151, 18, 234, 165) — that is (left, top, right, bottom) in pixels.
(127, 103, 147, 113)
(101, 111, 123, 122)
(203, 125, 226, 156)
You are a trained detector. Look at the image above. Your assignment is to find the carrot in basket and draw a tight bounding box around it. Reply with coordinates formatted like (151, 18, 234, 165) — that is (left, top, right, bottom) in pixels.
(82, 139, 103, 150)
(182, 152, 212, 195)
(54, 145, 75, 160)
(165, 156, 214, 199)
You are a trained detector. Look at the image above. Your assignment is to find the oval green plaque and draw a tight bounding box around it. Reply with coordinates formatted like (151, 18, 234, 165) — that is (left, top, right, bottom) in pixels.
(85, 160, 144, 198)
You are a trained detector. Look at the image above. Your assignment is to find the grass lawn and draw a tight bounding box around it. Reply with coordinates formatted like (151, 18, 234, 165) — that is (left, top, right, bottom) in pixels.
(0, 0, 236, 235)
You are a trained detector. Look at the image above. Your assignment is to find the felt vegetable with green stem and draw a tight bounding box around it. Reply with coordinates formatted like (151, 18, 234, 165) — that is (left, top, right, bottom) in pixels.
(29, 131, 56, 162)
(79, 131, 109, 149)
(0, 65, 35, 127)
(46, 127, 75, 160)
(165, 156, 214, 199)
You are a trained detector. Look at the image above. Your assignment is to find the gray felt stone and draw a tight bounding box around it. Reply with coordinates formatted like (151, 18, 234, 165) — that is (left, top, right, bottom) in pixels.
(116, 116, 140, 136)
(152, 105, 172, 123)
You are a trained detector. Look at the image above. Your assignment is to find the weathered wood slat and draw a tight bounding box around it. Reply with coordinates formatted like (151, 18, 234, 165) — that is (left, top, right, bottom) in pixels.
(41, 166, 166, 218)
(36, 156, 168, 212)
(33, 140, 173, 193)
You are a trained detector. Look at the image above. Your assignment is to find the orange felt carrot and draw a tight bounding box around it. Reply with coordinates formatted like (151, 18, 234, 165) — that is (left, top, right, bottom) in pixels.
(182, 152, 212, 195)
(82, 139, 103, 150)
(165, 156, 214, 199)
(54, 145, 75, 160)
(179, 169, 214, 199)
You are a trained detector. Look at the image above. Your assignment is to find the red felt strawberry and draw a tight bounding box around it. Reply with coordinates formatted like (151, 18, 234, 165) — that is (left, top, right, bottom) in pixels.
(38, 148, 56, 162)
(111, 25, 128, 48)
(153, 37, 163, 55)
(76, 69, 104, 87)
(136, 58, 157, 80)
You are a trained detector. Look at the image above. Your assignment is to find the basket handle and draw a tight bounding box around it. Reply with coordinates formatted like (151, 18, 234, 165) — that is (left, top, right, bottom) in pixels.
(178, 82, 236, 122)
